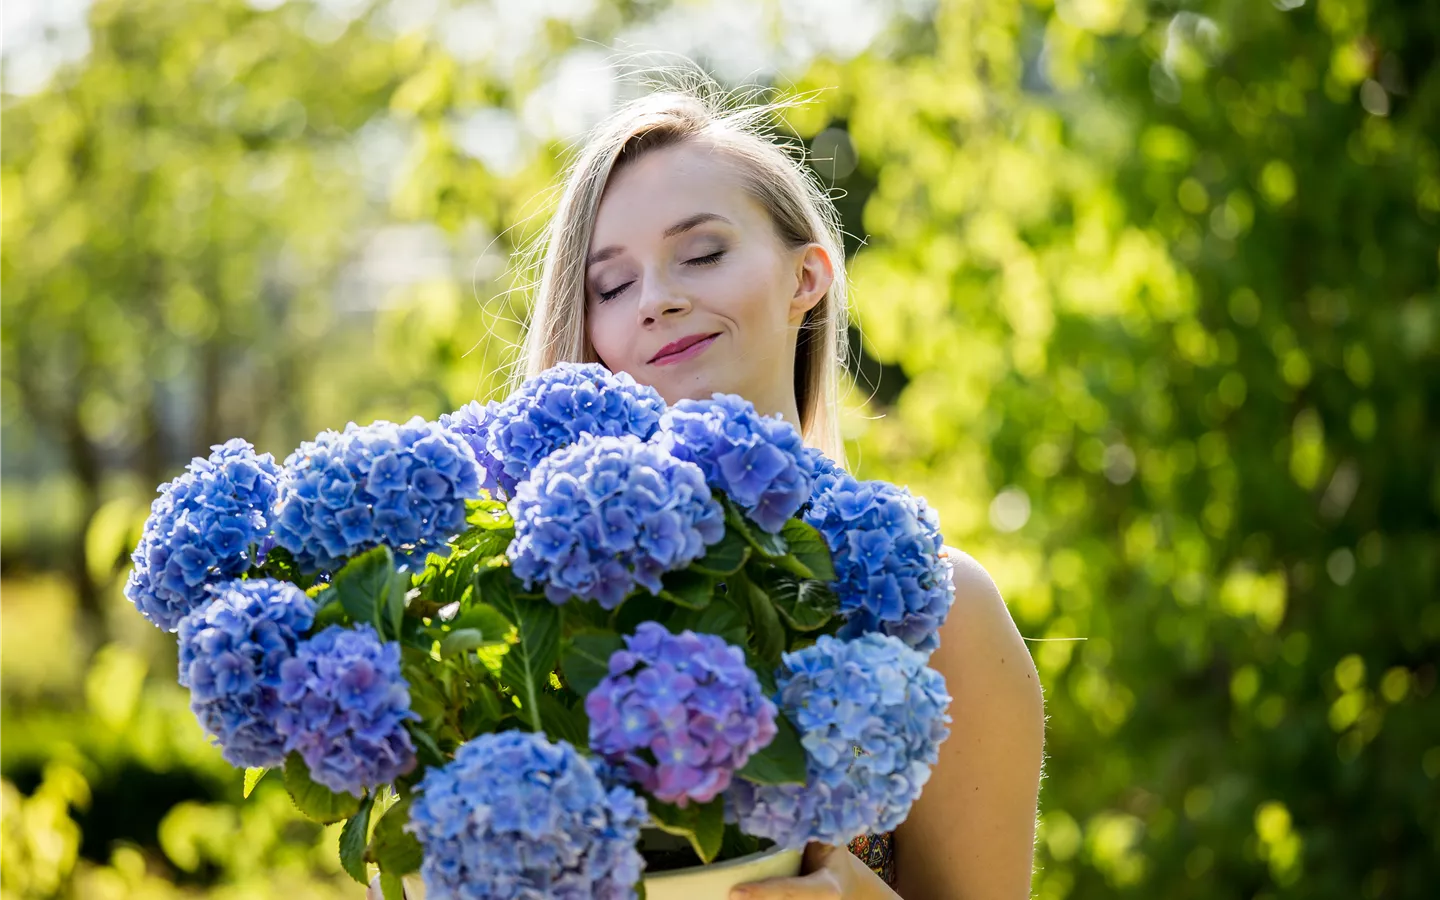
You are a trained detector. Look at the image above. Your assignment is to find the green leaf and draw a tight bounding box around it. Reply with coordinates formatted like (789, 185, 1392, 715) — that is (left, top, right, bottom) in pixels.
(311, 596, 349, 630)
(243, 767, 267, 798)
(283, 753, 361, 824)
(339, 791, 375, 885)
(739, 573, 784, 672)
(379, 871, 405, 900)
(765, 572, 839, 632)
(467, 499, 514, 531)
(538, 693, 590, 746)
(331, 546, 398, 634)
(407, 724, 448, 767)
(724, 500, 788, 558)
(778, 519, 836, 581)
(669, 594, 748, 646)
(438, 628, 491, 657)
(658, 569, 715, 610)
(735, 716, 807, 785)
(367, 795, 423, 875)
(385, 571, 409, 642)
(561, 630, 625, 697)
(450, 602, 514, 640)
(648, 796, 726, 863)
(691, 529, 750, 576)
(491, 592, 562, 732)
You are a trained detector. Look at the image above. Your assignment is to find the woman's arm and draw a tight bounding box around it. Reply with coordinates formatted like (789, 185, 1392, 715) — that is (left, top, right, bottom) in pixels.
(893, 549, 1047, 900)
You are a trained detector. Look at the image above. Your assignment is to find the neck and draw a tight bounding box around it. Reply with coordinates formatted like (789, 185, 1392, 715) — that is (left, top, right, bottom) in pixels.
(745, 383, 804, 435)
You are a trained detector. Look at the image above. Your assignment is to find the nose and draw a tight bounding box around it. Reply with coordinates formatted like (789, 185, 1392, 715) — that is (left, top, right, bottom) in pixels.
(635, 269, 691, 326)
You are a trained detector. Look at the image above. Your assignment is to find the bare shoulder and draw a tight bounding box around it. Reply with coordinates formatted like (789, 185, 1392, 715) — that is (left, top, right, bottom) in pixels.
(892, 546, 1046, 898)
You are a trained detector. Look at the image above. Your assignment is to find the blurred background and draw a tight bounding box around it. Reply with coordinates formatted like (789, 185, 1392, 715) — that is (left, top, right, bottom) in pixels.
(2, 0, 1437, 897)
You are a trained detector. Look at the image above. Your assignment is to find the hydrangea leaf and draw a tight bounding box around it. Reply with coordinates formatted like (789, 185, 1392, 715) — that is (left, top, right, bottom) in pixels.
(367, 795, 422, 876)
(737, 572, 784, 674)
(243, 767, 267, 798)
(778, 519, 836, 582)
(311, 595, 349, 630)
(561, 630, 625, 697)
(379, 871, 405, 900)
(764, 572, 839, 632)
(691, 529, 750, 576)
(283, 753, 361, 824)
(538, 693, 589, 746)
(331, 546, 397, 634)
(491, 592, 562, 732)
(647, 795, 726, 863)
(465, 498, 514, 531)
(658, 569, 715, 610)
(406, 723, 447, 767)
(725, 500, 787, 558)
(734, 716, 807, 785)
(669, 594, 748, 646)
(339, 791, 375, 885)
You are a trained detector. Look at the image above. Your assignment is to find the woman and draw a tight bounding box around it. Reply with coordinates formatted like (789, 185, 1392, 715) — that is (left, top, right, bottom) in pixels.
(523, 83, 1047, 899)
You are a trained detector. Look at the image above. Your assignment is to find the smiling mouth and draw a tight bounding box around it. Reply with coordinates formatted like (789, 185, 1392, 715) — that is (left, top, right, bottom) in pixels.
(649, 333, 721, 365)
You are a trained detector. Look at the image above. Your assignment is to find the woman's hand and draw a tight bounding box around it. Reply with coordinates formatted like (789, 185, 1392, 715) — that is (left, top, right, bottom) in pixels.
(728, 843, 857, 900)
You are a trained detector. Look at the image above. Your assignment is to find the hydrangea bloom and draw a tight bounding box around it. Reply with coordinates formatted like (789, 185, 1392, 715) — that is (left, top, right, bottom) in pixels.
(804, 473, 954, 653)
(730, 633, 951, 848)
(657, 394, 814, 533)
(176, 578, 315, 767)
(437, 399, 504, 495)
(508, 435, 724, 608)
(407, 731, 647, 900)
(586, 623, 777, 806)
(125, 439, 281, 631)
(462, 363, 667, 499)
(272, 417, 481, 573)
(275, 625, 418, 797)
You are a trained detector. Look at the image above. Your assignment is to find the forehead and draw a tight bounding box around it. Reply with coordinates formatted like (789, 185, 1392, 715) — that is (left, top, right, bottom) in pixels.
(590, 142, 765, 242)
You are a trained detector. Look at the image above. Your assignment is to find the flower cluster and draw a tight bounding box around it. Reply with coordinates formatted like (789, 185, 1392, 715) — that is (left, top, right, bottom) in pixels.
(461, 363, 667, 498)
(438, 399, 504, 495)
(804, 474, 954, 653)
(272, 417, 481, 573)
(408, 731, 647, 900)
(508, 435, 724, 608)
(275, 625, 418, 797)
(658, 394, 814, 533)
(176, 579, 315, 768)
(730, 633, 951, 848)
(586, 623, 777, 806)
(125, 440, 281, 632)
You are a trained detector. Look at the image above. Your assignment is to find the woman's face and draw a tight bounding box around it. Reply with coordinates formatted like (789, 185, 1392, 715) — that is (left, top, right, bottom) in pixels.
(584, 142, 833, 419)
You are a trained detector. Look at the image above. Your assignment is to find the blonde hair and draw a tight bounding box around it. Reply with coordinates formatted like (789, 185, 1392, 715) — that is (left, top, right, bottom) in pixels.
(514, 70, 851, 463)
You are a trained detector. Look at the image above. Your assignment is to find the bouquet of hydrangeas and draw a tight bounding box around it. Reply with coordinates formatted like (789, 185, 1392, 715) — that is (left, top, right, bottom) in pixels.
(126, 363, 956, 899)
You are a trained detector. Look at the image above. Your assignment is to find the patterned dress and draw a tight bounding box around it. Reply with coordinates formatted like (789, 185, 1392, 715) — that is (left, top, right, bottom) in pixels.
(847, 831, 897, 885)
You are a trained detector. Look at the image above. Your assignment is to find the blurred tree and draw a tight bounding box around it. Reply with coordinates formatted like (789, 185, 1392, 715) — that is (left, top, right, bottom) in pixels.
(769, 0, 1439, 897)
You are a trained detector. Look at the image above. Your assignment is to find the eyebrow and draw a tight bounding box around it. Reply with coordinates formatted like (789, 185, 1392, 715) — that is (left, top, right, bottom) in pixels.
(586, 212, 734, 268)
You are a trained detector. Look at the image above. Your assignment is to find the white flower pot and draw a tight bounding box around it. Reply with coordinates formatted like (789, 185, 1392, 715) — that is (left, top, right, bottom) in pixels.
(384, 847, 803, 900)
(643, 846, 804, 900)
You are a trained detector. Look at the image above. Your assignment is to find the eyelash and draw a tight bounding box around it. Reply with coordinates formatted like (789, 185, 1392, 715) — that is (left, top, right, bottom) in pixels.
(597, 250, 726, 303)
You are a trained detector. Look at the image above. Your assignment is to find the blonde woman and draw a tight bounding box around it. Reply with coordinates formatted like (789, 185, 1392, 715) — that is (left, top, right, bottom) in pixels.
(517, 79, 1046, 900)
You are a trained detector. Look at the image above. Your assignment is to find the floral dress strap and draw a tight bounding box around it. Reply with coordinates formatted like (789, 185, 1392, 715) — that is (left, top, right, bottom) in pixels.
(847, 831, 896, 885)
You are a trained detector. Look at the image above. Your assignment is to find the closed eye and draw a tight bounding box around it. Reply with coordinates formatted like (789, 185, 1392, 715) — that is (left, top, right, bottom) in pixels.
(596, 250, 727, 303)
(685, 249, 725, 266)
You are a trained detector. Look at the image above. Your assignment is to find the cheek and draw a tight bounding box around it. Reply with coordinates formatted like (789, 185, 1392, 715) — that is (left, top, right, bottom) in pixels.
(585, 304, 628, 367)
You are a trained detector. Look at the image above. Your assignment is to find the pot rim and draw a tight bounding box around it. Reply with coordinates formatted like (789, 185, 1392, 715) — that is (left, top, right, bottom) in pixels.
(643, 845, 802, 883)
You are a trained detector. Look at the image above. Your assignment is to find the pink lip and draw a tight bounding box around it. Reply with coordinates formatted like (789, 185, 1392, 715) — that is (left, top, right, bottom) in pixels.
(649, 332, 720, 366)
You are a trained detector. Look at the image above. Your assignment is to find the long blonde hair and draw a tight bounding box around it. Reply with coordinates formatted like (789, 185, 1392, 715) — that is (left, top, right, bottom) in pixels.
(514, 71, 851, 463)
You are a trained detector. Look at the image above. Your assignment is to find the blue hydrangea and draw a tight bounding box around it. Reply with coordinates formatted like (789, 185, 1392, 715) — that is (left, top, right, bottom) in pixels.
(125, 439, 281, 632)
(804, 473, 954, 653)
(176, 578, 315, 768)
(802, 447, 847, 504)
(407, 731, 647, 900)
(272, 417, 481, 573)
(729, 633, 951, 848)
(461, 363, 667, 499)
(438, 399, 505, 496)
(275, 624, 418, 797)
(585, 623, 777, 806)
(657, 394, 814, 533)
(508, 435, 724, 608)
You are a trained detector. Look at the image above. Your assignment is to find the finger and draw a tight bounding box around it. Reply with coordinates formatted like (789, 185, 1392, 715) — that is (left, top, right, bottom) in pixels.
(801, 841, 838, 872)
(729, 871, 842, 900)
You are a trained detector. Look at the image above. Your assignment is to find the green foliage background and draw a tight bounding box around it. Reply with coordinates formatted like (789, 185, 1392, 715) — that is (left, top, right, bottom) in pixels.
(2, 0, 1436, 897)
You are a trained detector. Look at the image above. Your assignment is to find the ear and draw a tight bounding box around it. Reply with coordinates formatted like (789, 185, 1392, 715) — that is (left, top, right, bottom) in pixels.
(789, 243, 834, 325)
